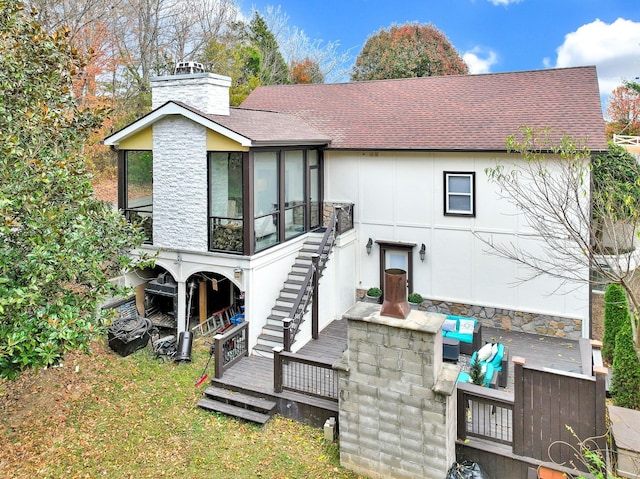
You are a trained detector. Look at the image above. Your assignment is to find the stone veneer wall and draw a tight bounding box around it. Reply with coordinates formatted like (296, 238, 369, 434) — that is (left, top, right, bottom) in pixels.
(420, 298, 583, 340)
(153, 116, 208, 251)
(336, 302, 459, 479)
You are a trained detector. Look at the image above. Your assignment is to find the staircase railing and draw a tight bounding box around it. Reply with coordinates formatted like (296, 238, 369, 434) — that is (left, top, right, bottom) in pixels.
(283, 208, 339, 351)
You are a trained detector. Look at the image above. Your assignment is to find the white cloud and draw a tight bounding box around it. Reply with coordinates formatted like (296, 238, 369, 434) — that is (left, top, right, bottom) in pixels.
(463, 46, 499, 74)
(551, 18, 640, 97)
(487, 0, 522, 5)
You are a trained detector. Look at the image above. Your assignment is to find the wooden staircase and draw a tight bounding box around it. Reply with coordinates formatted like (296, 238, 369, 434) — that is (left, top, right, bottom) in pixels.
(253, 232, 332, 358)
(197, 385, 277, 425)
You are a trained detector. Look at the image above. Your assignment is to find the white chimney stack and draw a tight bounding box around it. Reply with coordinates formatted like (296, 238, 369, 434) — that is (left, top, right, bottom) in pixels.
(151, 68, 231, 116)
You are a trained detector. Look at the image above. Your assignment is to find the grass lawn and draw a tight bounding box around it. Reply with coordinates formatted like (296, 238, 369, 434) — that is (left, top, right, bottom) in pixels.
(0, 339, 363, 479)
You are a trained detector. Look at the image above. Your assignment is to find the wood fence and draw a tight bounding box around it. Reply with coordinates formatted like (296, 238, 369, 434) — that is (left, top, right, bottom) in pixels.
(457, 351, 608, 476)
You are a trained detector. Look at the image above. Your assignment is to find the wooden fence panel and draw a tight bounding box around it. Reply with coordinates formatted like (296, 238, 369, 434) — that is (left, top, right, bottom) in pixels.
(515, 362, 605, 465)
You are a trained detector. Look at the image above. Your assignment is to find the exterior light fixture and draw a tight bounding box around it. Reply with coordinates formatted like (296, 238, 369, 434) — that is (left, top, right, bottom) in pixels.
(366, 238, 373, 255)
(419, 243, 426, 262)
(234, 267, 242, 280)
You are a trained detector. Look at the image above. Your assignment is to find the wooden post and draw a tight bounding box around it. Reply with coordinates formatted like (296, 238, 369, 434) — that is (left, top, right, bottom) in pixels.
(312, 254, 319, 340)
(593, 365, 608, 450)
(199, 281, 207, 326)
(213, 333, 223, 379)
(135, 283, 146, 316)
(512, 356, 526, 456)
(456, 387, 467, 441)
(273, 346, 283, 393)
(283, 318, 292, 352)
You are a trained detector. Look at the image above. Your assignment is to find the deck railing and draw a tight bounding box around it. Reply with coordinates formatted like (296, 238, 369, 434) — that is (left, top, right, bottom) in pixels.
(335, 203, 354, 234)
(273, 347, 338, 400)
(456, 381, 514, 446)
(213, 322, 248, 379)
(284, 208, 339, 351)
(613, 134, 640, 146)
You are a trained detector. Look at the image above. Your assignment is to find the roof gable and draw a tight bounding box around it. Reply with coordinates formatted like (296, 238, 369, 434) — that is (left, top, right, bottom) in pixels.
(103, 101, 331, 148)
(241, 67, 607, 152)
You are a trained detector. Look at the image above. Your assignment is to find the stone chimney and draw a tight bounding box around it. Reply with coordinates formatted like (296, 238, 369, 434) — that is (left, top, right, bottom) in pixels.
(150, 70, 231, 116)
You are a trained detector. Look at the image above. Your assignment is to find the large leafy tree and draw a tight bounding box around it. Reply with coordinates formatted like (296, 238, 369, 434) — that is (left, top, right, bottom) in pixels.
(0, 2, 148, 379)
(605, 84, 640, 138)
(290, 58, 324, 84)
(351, 23, 468, 81)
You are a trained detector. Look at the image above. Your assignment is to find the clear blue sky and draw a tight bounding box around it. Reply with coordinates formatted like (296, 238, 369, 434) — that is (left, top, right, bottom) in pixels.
(243, 0, 640, 107)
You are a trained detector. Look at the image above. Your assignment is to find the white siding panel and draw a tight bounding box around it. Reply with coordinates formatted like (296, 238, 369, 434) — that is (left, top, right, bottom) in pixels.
(431, 228, 473, 300)
(324, 150, 590, 331)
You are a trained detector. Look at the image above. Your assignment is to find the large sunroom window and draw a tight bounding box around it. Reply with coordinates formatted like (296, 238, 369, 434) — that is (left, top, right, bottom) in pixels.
(284, 150, 305, 239)
(124, 151, 153, 243)
(254, 152, 279, 251)
(206, 147, 322, 254)
(209, 152, 243, 252)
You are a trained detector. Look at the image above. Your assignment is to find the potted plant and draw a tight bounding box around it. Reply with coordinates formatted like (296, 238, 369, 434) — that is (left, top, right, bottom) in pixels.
(365, 287, 382, 303)
(408, 292, 423, 309)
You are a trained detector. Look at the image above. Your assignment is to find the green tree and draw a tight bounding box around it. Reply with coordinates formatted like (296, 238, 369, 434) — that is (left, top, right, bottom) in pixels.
(351, 23, 468, 81)
(0, 2, 148, 379)
(248, 11, 289, 85)
(198, 24, 261, 105)
(610, 322, 640, 410)
(602, 284, 630, 364)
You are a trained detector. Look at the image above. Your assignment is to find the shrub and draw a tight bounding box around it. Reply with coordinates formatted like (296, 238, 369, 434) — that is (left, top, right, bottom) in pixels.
(408, 292, 423, 304)
(602, 283, 629, 364)
(610, 323, 640, 410)
(366, 287, 382, 297)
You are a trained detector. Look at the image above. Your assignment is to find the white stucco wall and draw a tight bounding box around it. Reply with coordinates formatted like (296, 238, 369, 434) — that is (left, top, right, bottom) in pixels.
(324, 150, 590, 335)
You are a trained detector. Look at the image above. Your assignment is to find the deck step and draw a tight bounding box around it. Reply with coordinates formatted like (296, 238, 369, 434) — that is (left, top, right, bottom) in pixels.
(197, 398, 273, 425)
(202, 386, 277, 413)
(263, 324, 284, 334)
(257, 333, 283, 348)
(252, 343, 277, 357)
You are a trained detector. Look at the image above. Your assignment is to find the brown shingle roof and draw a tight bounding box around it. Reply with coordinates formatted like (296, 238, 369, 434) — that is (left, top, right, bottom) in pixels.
(241, 67, 607, 152)
(173, 101, 331, 146)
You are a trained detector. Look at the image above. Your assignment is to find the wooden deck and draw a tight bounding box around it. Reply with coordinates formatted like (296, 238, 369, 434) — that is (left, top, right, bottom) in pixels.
(210, 319, 348, 397)
(211, 318, 583, 396)
(477, 326, 581, 390)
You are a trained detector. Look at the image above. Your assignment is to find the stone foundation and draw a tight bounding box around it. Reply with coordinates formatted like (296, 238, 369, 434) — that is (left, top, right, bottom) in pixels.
(420, 298, 582, 340)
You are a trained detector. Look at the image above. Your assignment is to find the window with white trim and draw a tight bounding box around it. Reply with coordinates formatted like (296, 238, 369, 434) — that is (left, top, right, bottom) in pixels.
(444, 172, 475, 216)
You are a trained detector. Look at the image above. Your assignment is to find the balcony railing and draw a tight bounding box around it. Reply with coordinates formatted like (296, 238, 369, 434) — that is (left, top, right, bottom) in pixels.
(273, 347, 338, 400)
(213, 322, 248, 379)
(456, 381, 514, 446)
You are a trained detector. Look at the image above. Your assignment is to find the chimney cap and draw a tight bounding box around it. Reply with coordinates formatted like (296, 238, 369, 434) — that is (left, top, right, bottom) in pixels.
(174, 61, 205, 75)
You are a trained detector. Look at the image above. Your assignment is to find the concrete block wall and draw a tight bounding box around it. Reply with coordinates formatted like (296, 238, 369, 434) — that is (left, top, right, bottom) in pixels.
(153, 116, 208, 251)
(337, 302, 458, 479)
